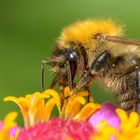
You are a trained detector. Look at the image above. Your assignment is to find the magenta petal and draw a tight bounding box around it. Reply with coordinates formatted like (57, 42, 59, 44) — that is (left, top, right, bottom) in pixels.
(88, 102, 120, 130)
(0, 122, 3, 130)
(9, 126, 19, 137)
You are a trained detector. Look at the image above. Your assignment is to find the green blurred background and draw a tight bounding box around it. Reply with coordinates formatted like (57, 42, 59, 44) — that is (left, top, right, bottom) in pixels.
(0, 0, 140, 124)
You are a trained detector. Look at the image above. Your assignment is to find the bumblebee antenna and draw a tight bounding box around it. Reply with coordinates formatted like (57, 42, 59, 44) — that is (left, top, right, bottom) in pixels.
(41, 60, 54, 91)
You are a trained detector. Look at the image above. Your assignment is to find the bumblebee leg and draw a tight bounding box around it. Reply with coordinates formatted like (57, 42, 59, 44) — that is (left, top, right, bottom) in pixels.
(50, 73, 64, 88)
(73, 70, 91, 93)
(66, 61, 73, 90)
(73, 51, 111, 93)
(84, 83, 91, 102)
(136, 67, 140, 114)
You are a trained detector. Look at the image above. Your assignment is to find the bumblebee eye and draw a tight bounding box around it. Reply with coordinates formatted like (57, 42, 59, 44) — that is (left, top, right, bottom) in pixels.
(65, 49, 78, 62)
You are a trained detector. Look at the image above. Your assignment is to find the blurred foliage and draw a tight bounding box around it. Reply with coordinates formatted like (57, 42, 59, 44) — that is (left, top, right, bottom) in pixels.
(0, 0, 140, 125)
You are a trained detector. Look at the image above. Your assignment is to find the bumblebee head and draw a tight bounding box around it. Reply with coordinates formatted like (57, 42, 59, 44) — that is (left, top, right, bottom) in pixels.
(49, 46, 79, 88)
(46, 19, 123, 88)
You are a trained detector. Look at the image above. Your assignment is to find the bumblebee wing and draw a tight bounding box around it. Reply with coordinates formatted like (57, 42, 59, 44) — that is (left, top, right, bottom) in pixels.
(104, 35, 140, 46)
(94, 34, 140, 46)
(99, 35, 140, 59)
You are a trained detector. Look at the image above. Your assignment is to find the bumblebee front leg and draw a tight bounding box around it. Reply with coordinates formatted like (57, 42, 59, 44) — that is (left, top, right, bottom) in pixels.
(65, 61, 73, 90)
(73, 51, 111, 97)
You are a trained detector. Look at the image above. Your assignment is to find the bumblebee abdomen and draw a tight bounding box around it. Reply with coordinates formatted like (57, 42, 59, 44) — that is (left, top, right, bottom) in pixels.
(104, 57, 138, 112)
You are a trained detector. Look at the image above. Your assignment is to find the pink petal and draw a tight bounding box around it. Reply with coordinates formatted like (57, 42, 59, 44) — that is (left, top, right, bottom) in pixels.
(0, 122, 3, 130)
(9, 126, 19, 137)
(88, 102, 120, 131)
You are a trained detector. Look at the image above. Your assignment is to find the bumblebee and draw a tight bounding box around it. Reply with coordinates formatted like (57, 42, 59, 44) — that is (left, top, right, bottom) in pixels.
(42, 19, 140, 114)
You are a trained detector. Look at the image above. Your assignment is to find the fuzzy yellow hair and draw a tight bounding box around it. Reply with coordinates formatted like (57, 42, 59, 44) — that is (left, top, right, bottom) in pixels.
(60, 19, 123, 45)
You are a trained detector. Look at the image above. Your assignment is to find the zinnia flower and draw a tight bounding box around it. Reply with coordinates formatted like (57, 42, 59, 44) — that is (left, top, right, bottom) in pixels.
(17, 118, 94, 140)
(4, 87, 100, 128)
(1, 87, 140, 140)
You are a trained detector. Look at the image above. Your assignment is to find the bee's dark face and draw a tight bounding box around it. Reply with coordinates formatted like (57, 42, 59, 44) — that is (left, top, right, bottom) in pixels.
(50, 47, 79, 88)
(50, 47, 67, 74)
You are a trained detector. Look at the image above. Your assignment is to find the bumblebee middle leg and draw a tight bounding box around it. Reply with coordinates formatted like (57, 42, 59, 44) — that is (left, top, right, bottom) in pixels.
(73, 50, 111, 101)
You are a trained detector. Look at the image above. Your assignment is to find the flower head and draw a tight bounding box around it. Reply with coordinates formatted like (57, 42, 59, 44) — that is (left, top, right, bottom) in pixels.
(4, 87, 100, 128)
(3, 87, 140, 140)
(17, 118, 94, 140)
